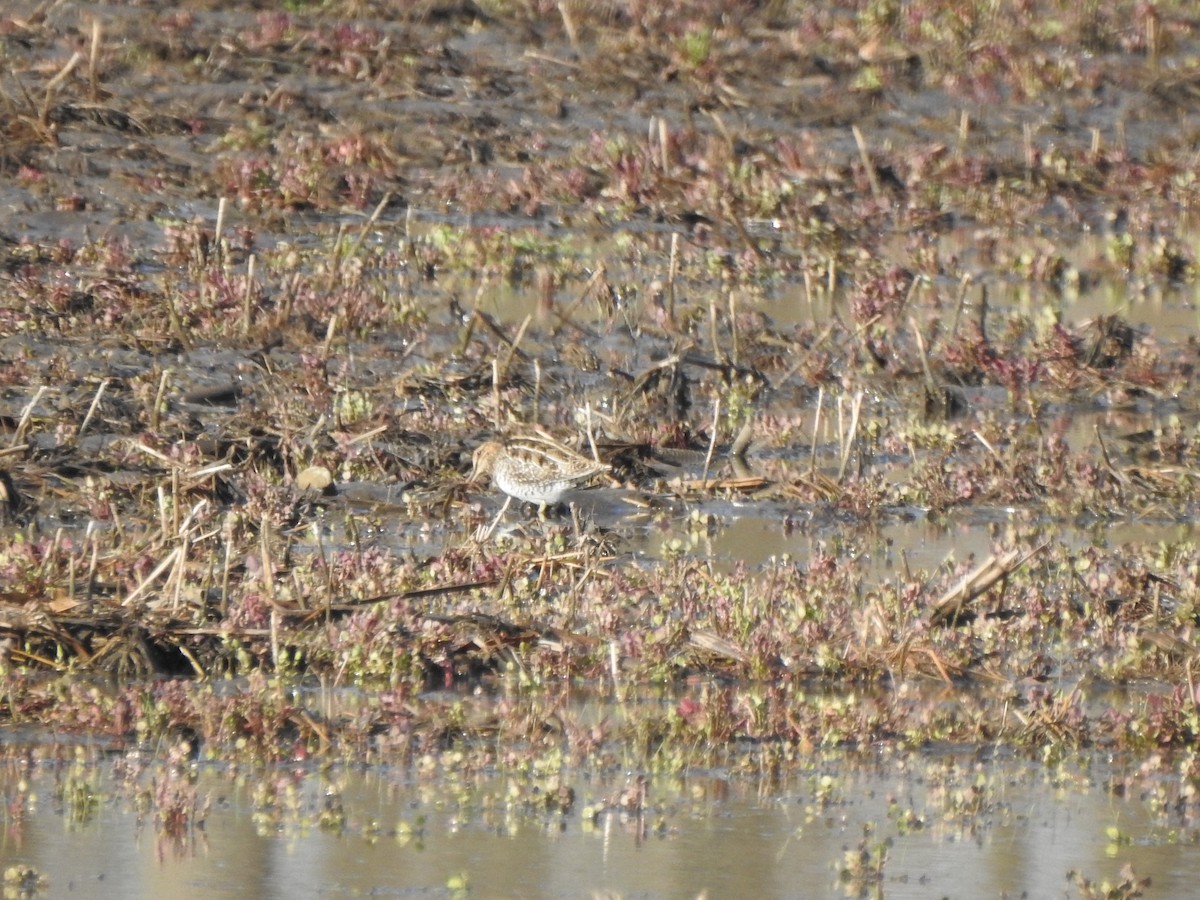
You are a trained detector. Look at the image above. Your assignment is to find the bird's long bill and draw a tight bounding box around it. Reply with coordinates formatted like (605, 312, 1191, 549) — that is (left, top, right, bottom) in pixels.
(468, 443, 498, 483)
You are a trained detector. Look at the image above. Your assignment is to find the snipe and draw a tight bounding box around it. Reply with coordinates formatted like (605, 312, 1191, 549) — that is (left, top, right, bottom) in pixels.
(470, 432, 609, 516)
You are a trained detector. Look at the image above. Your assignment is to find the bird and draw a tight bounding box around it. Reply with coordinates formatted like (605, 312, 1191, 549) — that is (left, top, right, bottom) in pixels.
(469, 432, 610, 517)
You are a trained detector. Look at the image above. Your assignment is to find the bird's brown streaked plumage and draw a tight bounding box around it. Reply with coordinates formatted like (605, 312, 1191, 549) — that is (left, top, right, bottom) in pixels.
(470, 433, 609, 511)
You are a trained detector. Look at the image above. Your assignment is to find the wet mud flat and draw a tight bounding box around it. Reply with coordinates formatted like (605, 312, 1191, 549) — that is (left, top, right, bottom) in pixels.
(4, 0, 1200, 894)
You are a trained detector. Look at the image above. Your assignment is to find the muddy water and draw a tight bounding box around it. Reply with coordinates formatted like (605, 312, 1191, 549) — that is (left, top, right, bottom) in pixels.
(0, 743, 1191, 898)
(8, 1, 1200, 896)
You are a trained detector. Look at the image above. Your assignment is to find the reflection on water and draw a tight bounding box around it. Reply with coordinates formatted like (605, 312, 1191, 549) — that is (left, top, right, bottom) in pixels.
(659, 513, 1001, 575)
(0, 744, 1197, 899)
(631, 502, 1198, 579)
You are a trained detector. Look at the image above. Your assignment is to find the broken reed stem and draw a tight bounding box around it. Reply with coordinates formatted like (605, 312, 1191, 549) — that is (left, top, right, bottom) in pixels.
(457, 279, 487, 356)
(259, 513, 275, 604)
(475, 495, 511, 543)
(896, 273, 921, 321)
(658, 116, 671, 173)
(77, 378, 110, 441)
(706, 108, 733, 151)
(326, 222, 348, 283)
(667, 232, 679, 326)
(852, 125, 882, 202)
(836, 391, 863, 483)
(497, 313, 531, 384)
(730, 413, 753, 461)
(171, 466, 181, 536)
(348, 191, 392, 260)
(214, 196, 227, 267)
(122, 545, 181, 607)
(160, 289, 188, 359)
(67, 543, 76, 603)
(277, 271, 297, 327)
(974, 430, 1005, 471)
(557, 1, 580, 54)
(241, 253, 256, 336)
(950, 273, 973, 339)
(88, 19, 101, 102)
(609, 639, 622, 700)
(322, 312, 339, 357)
(46, 527, 63, 582)
(701, 397, 721, 486)
(312, 519, 333, 607)
(169, 532, 189, 610)
(810, 386, 824, 476)
(724, 201, 766, 262)
(909, 317, 937, 393)
(41, 51, 83, 125)
(221, 513, 234, 616)
(151, 368, 170, 432)
(550, 265, 605, 339)
(708, 291, 721, 362)
(928, 547, 1029, 626)
(835, 394, 844, 462)
(85, 524, 99, 603)
(584, 401, 601, 462)
(157, 484, 169, 535)
(1147, 10, 1160, 70)
(727, 290, 739, 366)
(111, 503, 126, 548)
(12, 385, 47, 448)
(177, 644, 206, 678)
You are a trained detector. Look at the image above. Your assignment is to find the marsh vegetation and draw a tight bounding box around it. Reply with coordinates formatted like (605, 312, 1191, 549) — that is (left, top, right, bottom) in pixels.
(3, 0, 1200, 895)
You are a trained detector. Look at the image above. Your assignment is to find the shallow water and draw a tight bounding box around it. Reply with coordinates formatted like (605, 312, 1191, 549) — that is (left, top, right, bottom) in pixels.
(0, 741, 1193, 899)
(7, 1, 1200, 897)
